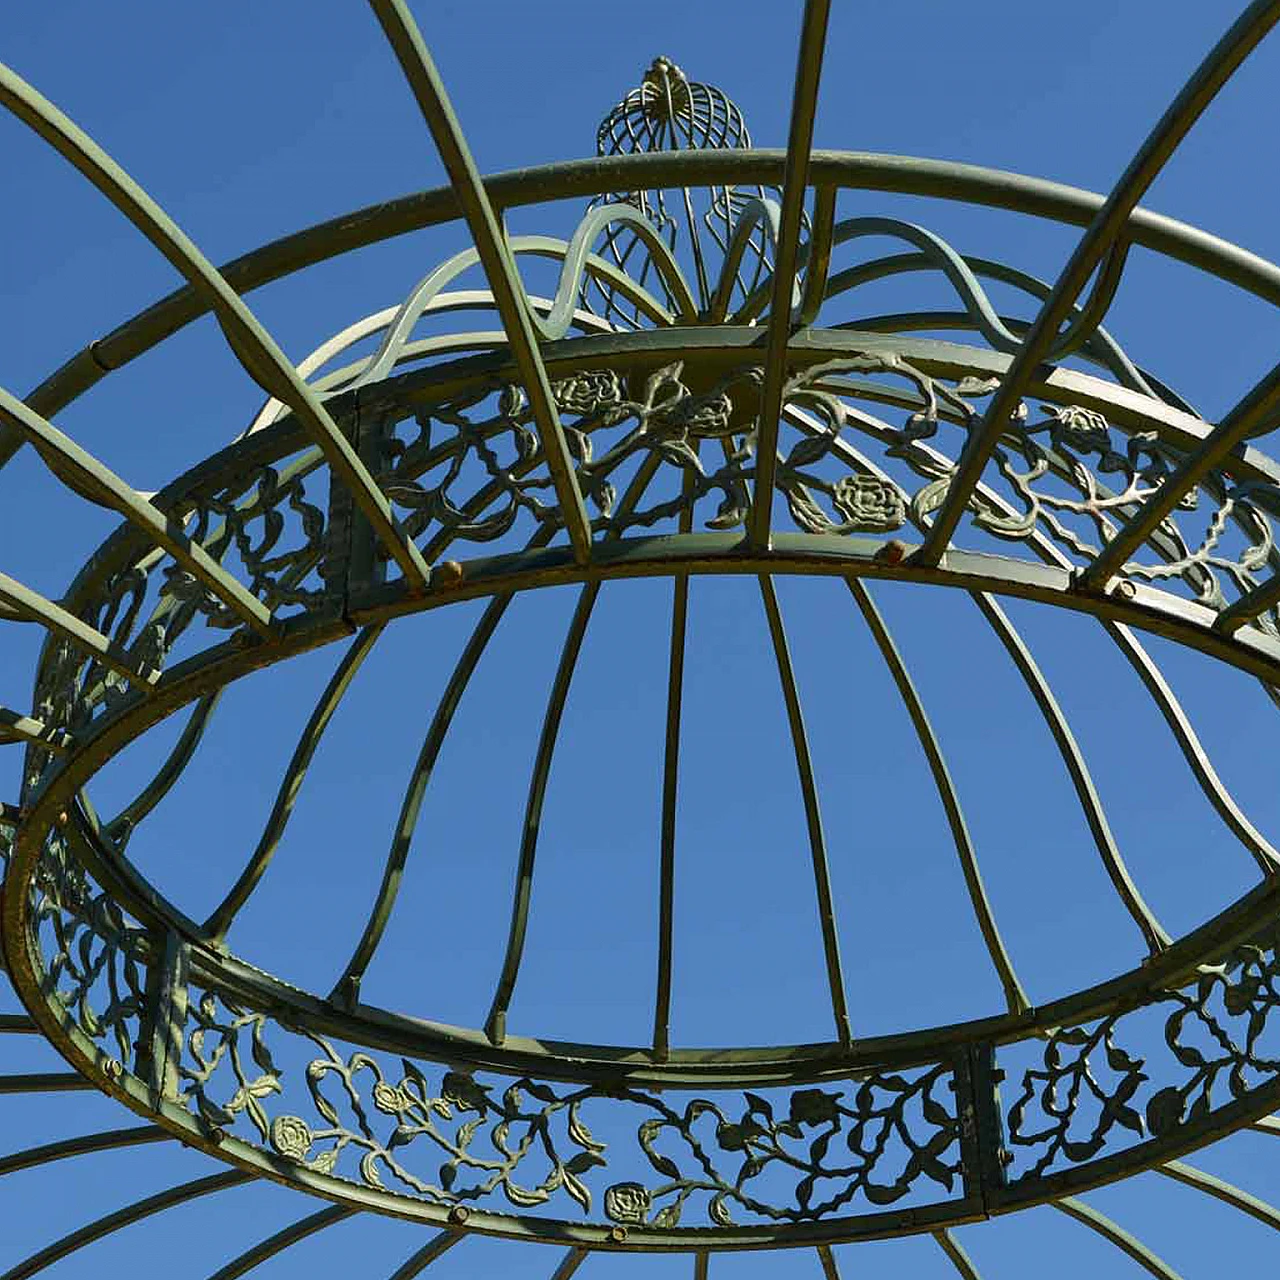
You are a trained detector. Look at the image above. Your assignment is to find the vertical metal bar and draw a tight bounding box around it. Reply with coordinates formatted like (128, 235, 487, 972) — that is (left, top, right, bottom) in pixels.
(339, 398, 396, 602)
(205, 1206, 357, 1280)
(364, 0, 593, 565)
(797, 187, 837, 326)
(654, 466, 695, 1058)
(550, 1247, 589, 1280)
(971, 592, 1171, 955)
(748, 0, 833, 548)
(915, 0, 1280, 565)
(336, 454, 666, 1006)
(932, 1231, 982, 1280)
(106, 693, 221, 847)
(816, 1244, 840, 1280)
(142, 930, 189, 1103)
(204, 626, 385, 939)
(388, 1230, 464, 1280)
(1104, 620, 1280, 875)
(332, 594, 517, 1006)
(653, 568, 689, 1059)
(758, 575, 852, 1046)
(485, 584, 601, 1044)
(847, 578, 1029, 1015)
(967, 1042, 1008, 1214)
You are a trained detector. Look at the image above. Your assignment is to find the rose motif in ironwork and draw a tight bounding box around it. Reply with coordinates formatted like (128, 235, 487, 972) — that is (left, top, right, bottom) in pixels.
(551, 370, 625, 417)
(372, 1082, 407, 1115)
(663, 389, 734, 437)
(269, 1114, 313, 1160)
(604, 1181, 652, 1225)
(831, 475, 906, 531)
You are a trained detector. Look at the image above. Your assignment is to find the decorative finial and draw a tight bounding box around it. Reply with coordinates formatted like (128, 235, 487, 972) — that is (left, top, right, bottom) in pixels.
(597, 58, 751, 156)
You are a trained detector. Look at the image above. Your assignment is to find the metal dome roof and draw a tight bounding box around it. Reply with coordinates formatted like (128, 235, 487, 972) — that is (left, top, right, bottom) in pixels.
(5, 1, 1280, 1276)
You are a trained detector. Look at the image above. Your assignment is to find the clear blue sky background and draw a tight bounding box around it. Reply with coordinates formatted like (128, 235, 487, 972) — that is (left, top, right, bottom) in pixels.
(4, 1, 1280, 1276)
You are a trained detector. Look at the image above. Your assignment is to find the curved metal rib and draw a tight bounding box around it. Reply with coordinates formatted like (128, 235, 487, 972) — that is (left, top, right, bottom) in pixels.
(520, 208, 697, 336)
(206, 1205, 356, 1280)
(248, 295, 617, 432)
(0, 1073, 96, 1094)
(332, 597, 515, 1004)
(748, 0, 832, 549)
(204, 626, 385, 939)
(1251, 1114, 1280, 1136)
(0, 1127, 168, 1179)
(818, 247, 1154, 395)
(21, 149, 1280, 447)
(932, 1230, 981, 1280)
(707, 197, 782, 324)
(484, 583, 600, 1044)
(344, 220, 691, 397)
(846, 577, 1029, 1013)
(917, 0, 1280, 565)
(106, 693, 221, 850)
(1105, 620, 1280, 875)
(0, 387, 272, 636)
(1158, 1160, 1280, 1232)
(365, 0, 591, 566)
(971, 592, 1171, 953)
(0, 569, 157, 688)
(0, 1170, 251, 1280)
(743, 217, 1125, 370)
(758, 575, 853, 1045)
(797, 187, 837, 327)
(1052, 1197, 1184, 1279)
(388, 1230, 463, 1280)
(0, 709, 71, 753)
(0, 63, 430, 591)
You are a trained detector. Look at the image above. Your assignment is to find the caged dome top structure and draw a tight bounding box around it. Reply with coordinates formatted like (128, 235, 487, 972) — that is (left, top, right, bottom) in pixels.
(7, 1, 1280, 1276)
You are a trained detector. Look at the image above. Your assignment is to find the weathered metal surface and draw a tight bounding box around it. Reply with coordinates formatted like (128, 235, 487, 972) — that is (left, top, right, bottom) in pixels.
(3, 3, 1280, 1268)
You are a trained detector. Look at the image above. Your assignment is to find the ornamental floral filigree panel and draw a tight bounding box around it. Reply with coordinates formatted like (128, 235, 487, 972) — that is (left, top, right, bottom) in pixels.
(1000, 927, 1280, 1182)
(175, 984, 965, 1227)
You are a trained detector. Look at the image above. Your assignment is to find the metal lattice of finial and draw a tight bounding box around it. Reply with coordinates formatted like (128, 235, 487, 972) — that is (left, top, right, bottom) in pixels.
(585, 57, 798, 320)
(597, 56, 750, 152)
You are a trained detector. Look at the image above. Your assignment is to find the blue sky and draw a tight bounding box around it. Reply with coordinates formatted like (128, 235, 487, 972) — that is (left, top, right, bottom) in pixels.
(4, 2, 1280, 1277)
